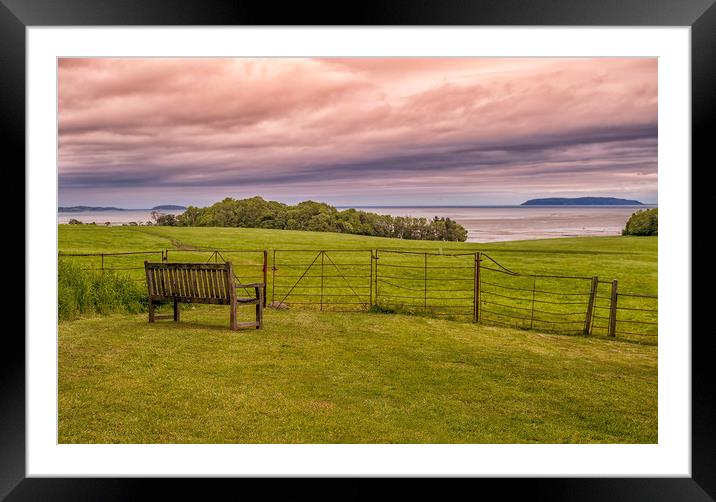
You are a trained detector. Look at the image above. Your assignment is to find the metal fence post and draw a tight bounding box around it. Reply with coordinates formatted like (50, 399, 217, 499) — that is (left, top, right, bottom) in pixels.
(374, 249, 380, 307)
(608, 279, 619, 337)
(424, 252, 428, 312)
(100, 253, 105, 274)
(530, 277, 536, 329)
(584, 276, 599, 335)
(320, 250, 325, 311)
(473, 252, 481, 322)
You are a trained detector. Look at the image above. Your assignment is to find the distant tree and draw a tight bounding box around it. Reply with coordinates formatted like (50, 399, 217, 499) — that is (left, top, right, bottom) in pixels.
(68, 218, 82, 225)
(622, 208, 658, 236)
(176, 206, 203, 226)
(104, 221, 111, 226)
(173, 196, 468, 241)
(154, 213, 178, 226)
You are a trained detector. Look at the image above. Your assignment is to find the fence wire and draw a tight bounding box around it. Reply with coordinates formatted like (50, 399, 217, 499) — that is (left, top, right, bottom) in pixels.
(59, 247, 657, 340)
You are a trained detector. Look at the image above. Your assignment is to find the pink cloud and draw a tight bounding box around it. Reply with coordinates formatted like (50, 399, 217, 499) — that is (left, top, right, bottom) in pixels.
(58, 57, 657, 206)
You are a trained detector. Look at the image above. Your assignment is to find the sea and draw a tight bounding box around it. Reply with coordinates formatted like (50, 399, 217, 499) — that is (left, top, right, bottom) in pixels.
(346, 206, 656, 242)
(58, 205, 656, 243)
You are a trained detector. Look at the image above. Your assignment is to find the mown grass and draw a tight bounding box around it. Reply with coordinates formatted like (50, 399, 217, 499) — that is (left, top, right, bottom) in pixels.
(59, 306, 657, 444)
(58, 225, 657, 286)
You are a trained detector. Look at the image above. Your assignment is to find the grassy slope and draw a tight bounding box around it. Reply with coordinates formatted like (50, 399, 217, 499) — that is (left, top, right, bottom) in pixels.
(58, 225, 658, 443)
(59, 307, 656, 444)
(59, 225, 657, 291)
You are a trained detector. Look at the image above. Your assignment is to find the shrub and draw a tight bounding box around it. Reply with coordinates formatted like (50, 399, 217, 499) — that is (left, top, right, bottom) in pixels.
(369, 304, 396, 314)
(68, 218, 82, 225)
(58, 259, 147, 320)
(622, 208, 658, 236)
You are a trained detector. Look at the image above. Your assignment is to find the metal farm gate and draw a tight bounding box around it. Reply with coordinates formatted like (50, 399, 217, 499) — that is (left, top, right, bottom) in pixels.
(271, 250, 373, 311)
(374, 249, 477, 320)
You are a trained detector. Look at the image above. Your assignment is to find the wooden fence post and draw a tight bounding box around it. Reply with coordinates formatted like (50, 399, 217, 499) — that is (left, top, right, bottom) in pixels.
(262, 250, 268, 307)
(369, 250, 374, 307)
(473, 252, 481, 322)
(608, 279, 619, 337)
(100, 253, 105, 274)
(271, 250, 276, 305)
(584, 275, 599, 335)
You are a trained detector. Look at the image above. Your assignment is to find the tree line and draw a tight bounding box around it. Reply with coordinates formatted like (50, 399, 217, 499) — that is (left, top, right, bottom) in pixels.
(152, 196, 468, 242)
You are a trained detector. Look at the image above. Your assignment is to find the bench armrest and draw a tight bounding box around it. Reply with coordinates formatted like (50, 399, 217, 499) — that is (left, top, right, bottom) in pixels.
(235, 282, 265, 288)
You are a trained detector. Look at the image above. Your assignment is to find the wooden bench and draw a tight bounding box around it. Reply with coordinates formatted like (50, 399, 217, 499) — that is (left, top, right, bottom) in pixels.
(144, 261, 264, 330)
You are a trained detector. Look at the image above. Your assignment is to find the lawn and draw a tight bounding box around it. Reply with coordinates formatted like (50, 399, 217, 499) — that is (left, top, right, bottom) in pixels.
(58, 225, 658, 443)
(59, 306, 657, 444)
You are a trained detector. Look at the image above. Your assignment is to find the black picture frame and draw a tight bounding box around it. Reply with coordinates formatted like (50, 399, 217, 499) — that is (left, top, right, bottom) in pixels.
(4, 0, 709, 498)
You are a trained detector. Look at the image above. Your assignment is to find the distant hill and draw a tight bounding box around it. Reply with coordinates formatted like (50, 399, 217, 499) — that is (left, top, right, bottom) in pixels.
(59, 206, 127, 212)
(521, 197, 644, 206)
(59, 205, 187, 212)
(151, 205, 186, 211)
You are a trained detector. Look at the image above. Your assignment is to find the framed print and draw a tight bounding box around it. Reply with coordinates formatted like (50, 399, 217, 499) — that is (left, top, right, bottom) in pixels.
(4, 0, 712, 498)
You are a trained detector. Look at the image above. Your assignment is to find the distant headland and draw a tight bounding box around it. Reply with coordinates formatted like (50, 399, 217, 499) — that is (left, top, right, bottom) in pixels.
(59, 206, 127, 212)
(151, 205, 187, 211)
(521, 197, 645, 206)
(59, 205, 187, 212)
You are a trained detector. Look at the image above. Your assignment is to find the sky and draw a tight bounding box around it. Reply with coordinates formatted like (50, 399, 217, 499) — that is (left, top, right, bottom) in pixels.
(58, 57, 657, 208)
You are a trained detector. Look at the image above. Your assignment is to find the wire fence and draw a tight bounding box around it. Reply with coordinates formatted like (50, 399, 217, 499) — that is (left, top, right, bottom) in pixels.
(58, 247, 657, 341)
(59, 249, 267, 304)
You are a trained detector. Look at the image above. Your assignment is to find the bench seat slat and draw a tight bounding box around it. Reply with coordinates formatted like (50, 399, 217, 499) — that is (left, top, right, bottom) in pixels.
(210, 269, 218, 298)
(149, 295, 232, 305)
(178, 268, 185, 296)
(197, 268, 205, 297)
(168, 268, 174, 296)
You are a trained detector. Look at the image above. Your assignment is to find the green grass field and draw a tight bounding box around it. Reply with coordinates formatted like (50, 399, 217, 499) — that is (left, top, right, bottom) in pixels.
(58, 225, 658, 443)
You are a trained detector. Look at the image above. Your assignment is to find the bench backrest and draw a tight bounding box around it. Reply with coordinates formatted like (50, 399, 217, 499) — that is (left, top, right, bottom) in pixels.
(144, 262, 235, 303)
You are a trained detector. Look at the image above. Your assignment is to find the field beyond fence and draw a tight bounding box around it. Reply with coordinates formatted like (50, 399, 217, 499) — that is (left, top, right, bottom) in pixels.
(58, 247, 658, 342)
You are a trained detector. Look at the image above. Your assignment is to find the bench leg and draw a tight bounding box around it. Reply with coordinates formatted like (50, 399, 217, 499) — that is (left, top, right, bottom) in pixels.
(148, 300, 156, 323)
(230, 299, 238, 331)
(256, 288, 263, 329)
(173, 300, 180, 322)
